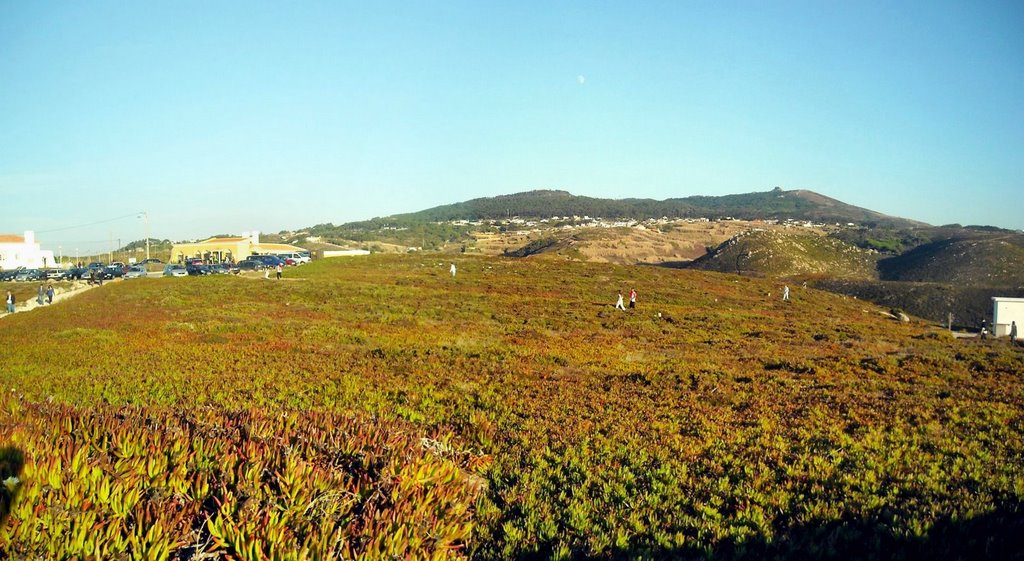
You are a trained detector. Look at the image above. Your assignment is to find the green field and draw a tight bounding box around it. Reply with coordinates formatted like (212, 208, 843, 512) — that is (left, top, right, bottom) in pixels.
(1, 255, 1022, 560)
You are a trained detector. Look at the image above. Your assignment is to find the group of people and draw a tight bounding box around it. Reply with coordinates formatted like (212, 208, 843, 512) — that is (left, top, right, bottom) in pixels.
(4, 284, 55, 314)
(263, 263, 285, 280)
(615, 288, 638, 311)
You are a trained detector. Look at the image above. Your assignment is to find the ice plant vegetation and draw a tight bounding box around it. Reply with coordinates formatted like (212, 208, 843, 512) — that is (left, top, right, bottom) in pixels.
(1, 254, 1022, 559)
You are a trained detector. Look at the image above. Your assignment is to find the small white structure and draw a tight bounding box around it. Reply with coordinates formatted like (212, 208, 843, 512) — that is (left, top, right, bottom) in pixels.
(992, 297, 1024, 339)
(0, 230, 56, 270)
(322, 249, 371, 258)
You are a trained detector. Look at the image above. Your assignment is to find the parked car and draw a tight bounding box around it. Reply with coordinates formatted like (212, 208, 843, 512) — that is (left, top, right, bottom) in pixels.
(250, 255, 286, 268)
(140, 258, 163, 264)
(275, 252, 310, 265)
(45, 268, 66, 280)
(104, 265, 126, 278)
(163, 264, 187, 277)
(123, 266, 147, 279)
(14, 269, 45, 282)
(186, 264, 211, 276)
(0, 268, 24, 281)
(237, 259, 266, 271)
(62, 267, 88, 280)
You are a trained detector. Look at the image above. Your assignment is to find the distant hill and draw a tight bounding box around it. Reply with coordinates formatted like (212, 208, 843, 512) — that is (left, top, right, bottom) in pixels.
(395, 187, 926, 229)
(688, 230, 879, 279)
(877, 231, 1024, 286)
(813, 279, 1024, 329)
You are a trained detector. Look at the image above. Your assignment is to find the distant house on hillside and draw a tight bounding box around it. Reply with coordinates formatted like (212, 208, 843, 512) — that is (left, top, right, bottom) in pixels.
(170, 231, 305, 263)
(992, 297, 1024, 339)
(0, 230, 56, 270)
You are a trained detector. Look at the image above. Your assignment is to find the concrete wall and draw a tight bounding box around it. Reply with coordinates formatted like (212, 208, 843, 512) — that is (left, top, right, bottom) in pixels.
(993, 297, 1024, 338)
(322, 250, 371, 258)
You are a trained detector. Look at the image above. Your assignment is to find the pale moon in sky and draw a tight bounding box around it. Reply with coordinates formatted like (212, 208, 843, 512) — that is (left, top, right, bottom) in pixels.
(577, 75, 585, 84)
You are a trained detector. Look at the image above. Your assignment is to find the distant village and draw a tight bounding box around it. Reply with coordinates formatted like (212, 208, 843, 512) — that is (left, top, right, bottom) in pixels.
(354, 215, 856, 239)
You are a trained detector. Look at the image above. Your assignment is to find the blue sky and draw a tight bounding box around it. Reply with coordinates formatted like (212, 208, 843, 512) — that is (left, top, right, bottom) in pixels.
(2, 1, 1022, 251)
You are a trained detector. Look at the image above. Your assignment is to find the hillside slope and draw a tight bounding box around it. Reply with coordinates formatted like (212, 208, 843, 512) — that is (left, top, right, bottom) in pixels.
(393, 187, 924, 228)
(1, 256, 1022, 559)
(689, 230, 880, 278)
(878, 233, 1024, 286)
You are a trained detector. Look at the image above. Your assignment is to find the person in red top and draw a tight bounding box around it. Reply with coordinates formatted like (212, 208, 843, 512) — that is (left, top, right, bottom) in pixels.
(629, 288, 637, 309)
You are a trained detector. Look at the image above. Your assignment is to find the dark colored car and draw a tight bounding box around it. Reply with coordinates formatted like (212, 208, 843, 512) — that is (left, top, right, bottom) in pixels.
(237, 259, 266, 271)
(250, 254, 286, 268)
(140, 258, 163, 264)
(0, 268, 23, 281)
(104, 265, 126, 278)
(186, 264, 211, 276)
(62, 267, 88, 280)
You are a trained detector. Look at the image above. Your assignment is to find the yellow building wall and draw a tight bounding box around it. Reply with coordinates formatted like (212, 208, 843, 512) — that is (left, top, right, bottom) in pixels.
(170, 241, 252, 263)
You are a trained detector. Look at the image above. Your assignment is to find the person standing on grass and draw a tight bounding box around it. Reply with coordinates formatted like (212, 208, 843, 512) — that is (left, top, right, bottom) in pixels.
(5, 291, 13, 314)
(615, 292, 626, 311)
(46, 285, 54, 304)
(275, 263, 283, 280)
(1011, 321, 1018, 342)
(450, 262, 457, 277)
(629, 288, 637, 309)
(783, 285, 790, 302)
(37, 284, 45, 305)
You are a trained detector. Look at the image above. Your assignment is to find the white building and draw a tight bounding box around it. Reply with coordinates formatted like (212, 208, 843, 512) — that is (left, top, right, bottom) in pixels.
(992, 297, 1024, 339)
(0, 230, 56, 270)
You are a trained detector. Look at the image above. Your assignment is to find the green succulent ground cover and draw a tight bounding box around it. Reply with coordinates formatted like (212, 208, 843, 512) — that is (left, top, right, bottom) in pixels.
(1, 255, 1022, 560)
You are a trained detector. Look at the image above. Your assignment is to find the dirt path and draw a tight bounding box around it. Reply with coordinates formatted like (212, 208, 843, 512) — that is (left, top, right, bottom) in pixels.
(1, 281, 101, 319)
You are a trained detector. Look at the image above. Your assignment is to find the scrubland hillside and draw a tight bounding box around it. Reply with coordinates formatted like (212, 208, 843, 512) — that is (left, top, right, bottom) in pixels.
(1, 255, 1022, 560)
(690, 230, 879, 279)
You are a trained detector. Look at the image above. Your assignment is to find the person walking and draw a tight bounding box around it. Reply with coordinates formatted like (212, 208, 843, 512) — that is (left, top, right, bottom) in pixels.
(275, 263, 283, 280)
(450, 262, 457, 277)
(615, 292, 626, 311)
(629, 288, 637, 309)
(46, 284, 55, 304)
(782, 285, 790, 302)
(5, 291, 13, 314)
(1010, 320, 1018, 342)
(37, 284, 45, 305)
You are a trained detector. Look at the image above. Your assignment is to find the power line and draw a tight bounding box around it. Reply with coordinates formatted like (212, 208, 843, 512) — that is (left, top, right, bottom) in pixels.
(36, 212, 146, 234)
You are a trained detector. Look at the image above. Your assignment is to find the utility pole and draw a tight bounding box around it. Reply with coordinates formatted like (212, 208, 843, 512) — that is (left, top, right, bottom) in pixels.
(141, 211, 150, 261)
(108, 231, 113, 264)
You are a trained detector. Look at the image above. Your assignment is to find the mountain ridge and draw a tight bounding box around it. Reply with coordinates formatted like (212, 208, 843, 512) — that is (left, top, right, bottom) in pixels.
(384, 187, 928, 229)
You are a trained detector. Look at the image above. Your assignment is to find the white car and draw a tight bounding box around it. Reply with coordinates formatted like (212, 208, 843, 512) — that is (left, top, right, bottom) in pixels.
(162, 264, 188, 277)
(276, 252, 310, 265)
(124, 266, 147, 279)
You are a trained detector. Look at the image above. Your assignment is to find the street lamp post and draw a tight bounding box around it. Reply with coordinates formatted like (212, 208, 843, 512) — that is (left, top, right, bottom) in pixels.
(139, 211, 151, 261)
